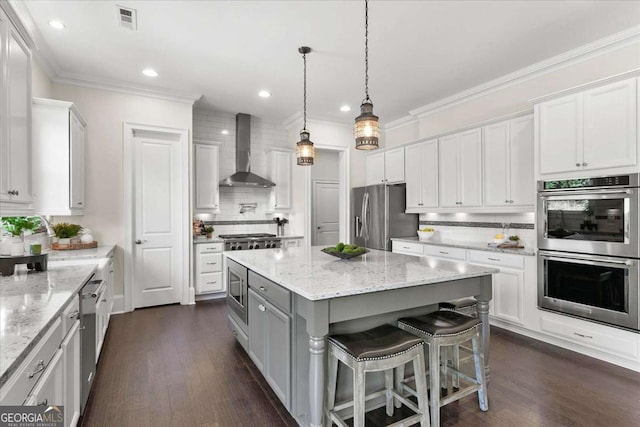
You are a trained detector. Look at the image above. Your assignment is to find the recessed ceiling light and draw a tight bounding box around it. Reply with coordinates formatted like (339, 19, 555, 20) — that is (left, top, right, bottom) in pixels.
(221, 130, 229, 135)
(340, 105, 351, 112)
(258, 90, 271, 98)
(142, 68, 158, 77)
(49, 20, 65, 30)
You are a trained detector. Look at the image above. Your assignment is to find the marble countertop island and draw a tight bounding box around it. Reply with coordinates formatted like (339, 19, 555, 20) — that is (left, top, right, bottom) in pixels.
(225, 246, 498, 301)
(0, 264, 97, 387)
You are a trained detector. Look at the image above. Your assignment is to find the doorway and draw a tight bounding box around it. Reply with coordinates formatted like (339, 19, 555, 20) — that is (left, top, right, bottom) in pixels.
(124, 124, 189, 311)
(311, 149, 341, 246)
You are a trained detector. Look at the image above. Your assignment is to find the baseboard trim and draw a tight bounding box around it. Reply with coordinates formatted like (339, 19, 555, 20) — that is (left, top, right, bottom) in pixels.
(111, 295, 126, 314)
(195, 292, 226, 302)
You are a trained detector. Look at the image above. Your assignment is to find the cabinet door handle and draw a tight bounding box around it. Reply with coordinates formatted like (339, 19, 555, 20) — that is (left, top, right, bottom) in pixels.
(576, 163, 581, 167)
(439, 251, 449, 255)
(206, 281, 217, 285)
(77, 202, 83, 205)
(402, 246, 411, 250)
(231, 329, 238, 337)
(574, 332, 593, 339)
(37, 398, 48, 406)
(69, 310, 80, 320)
(259, 286, 267, 292)
(582, 162, 588, 167)
(505, 200, 509, 203)
(206, 262, 217, 265)
(28, 360, 46, 379)
(258, 304, 266, 312)
(487, 257, 501, 262)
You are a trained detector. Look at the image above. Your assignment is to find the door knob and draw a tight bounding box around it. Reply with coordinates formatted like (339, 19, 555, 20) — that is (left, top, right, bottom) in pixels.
(317, 226, 321, 230)
(135, 239, 146, 245)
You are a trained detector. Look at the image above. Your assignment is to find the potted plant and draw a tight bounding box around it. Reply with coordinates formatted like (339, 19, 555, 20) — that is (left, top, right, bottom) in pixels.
(508, 235, 521, 247)
(1, 217, 41, 255)
(52, 223, 82, 246)
(204, 226, 214, 239)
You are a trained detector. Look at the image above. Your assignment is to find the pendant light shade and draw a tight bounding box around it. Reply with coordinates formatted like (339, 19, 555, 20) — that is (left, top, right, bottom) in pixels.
(296, 46, 314, 166)
(355, 0, 379, 150)
(296, 130, 315, 165)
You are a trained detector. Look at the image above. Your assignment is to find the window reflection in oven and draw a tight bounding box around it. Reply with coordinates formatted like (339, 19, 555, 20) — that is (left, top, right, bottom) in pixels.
(546, 198, 625, 242)
(546, 260, 627, 313)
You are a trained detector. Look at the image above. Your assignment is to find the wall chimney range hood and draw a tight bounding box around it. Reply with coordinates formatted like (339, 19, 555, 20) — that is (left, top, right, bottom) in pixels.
(219, 113, 275, 188)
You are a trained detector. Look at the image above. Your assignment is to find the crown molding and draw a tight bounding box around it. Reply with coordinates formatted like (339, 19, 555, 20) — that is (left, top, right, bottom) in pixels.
(408, 25, 640, 119)
(52, 72, 201, 105)
(382, 115, 418, 131)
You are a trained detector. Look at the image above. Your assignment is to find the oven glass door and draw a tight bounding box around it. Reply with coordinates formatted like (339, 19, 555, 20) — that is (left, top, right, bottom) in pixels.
(537, 188, 639, 257)
(539, 252, 639, 330)
(226, 259, 247, 324)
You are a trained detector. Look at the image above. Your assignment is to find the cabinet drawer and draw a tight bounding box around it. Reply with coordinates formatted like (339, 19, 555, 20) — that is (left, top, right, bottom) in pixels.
(249, 271, 291, 314)
(468, 250, 524, 269)
(197, 272, 224, 294)
(423, 245, 467, 261)
(197, 242, 223, 254)
(540, 315, 639, 360)
(392, 241, 424, 256)
(228, 315, 249, 352)
(0, 318, 63, 405)
(199, 253, 222, 273)
(61, 295, 80, 338)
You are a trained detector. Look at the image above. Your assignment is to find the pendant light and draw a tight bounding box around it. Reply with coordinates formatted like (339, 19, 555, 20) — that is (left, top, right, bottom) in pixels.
(296, 46, 315, 166)
(354, 0, 379, 150)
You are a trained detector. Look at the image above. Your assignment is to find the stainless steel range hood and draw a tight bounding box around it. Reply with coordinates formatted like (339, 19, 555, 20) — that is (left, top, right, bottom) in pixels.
(219, 113, 276, 188)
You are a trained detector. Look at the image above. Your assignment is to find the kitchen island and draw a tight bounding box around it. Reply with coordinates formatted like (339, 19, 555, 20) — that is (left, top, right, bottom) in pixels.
(225, 246, 497, 427)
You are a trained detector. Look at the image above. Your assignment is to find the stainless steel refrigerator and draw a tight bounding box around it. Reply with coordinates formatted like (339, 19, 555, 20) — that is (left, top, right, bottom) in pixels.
(352, 184, 419, 251)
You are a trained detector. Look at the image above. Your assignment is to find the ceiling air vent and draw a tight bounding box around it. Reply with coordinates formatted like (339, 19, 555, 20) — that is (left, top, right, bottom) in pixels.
(117, 5, 137, 30)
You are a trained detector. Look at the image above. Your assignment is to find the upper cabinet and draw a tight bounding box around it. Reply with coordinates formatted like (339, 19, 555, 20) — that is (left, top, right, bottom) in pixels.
(268, 150, 292, 211)
(194, 143, 220, 211)
(537, 77, 637, 177)
(405, 140, 438, 210)
(0, 9, 33, 214)
(483, 115, 534, 208)
(366, 147, 405, 186)
(439, 128, 482, 208)
(32, 98, 87, 216)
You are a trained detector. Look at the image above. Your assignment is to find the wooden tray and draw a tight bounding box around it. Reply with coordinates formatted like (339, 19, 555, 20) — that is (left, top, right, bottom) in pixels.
(52, 241, 98, 250)
(497, 242, 524, 249)
(321, 247, 368, 259)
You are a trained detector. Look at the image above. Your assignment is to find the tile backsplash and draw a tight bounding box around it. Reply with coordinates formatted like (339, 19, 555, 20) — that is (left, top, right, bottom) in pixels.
(192, 108, 293, 236)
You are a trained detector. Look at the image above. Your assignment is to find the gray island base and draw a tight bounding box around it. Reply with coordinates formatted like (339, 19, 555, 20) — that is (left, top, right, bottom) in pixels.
(225, 246, 497, 427)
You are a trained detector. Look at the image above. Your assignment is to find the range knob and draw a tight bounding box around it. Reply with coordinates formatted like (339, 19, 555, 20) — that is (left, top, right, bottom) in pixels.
(230, 245, 237, 251)
(254, 243, 260, 249)
(236, 244, 243, 250)
(248, 244, 254, 249)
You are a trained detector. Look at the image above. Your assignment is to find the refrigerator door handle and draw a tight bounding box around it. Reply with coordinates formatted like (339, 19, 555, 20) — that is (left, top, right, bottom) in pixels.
(361, 192, 369, 240)
(354, 216, 362, 237)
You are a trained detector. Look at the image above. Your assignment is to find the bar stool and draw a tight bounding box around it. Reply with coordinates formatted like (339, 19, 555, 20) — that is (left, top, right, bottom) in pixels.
(439, 297, 478, 383)
(398, 311, 488, 427)
(326, 324, 430, 427)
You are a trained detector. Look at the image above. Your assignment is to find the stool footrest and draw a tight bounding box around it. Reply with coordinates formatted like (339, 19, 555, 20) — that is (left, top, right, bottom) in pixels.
(439, 384, 482, 407)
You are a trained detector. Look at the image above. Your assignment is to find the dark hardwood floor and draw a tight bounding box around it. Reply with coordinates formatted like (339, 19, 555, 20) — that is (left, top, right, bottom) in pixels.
(81, 299, 640, 427)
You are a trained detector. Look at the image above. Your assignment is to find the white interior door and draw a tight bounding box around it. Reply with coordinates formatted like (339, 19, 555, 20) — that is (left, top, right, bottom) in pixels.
(132, 130, 184, 308)
(313, 180, 340, 246)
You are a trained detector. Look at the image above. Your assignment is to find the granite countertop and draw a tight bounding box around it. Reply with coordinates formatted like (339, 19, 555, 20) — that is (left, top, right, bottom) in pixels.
(193, 237, 224, 244)
(46, 244, 115, 261)
(0, 264, 97, 387)
(225, 246, 497, 301)
(391, 237, 536, 256)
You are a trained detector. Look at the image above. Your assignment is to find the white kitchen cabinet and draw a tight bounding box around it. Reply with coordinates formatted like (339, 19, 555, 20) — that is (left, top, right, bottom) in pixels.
(405, 140, 438, 210)
(483, 115, 534, 208)
(195, 242, 224, 294)
(0, 9, 33, 214)
(268, 150, 293, 210)
(366, 151, 385, 185)
(491, 268, 525, 326)
(366, 147, 405, 185)
(194, 143, 220, 211)
(282, 238, 302, 249)
(27, 349, 64, 408)
(32, 98, 87, 215)
(62, 321, 80, 427)
(537, 77, 637, 176)
(439, 129, 482, 208)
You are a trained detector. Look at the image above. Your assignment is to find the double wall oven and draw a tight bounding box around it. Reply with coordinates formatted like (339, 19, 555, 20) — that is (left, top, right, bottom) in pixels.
(537, 174, 640, 331)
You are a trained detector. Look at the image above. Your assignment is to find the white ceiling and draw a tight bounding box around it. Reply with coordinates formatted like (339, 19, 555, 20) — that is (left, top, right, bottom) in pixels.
(21, 0, 640, 124)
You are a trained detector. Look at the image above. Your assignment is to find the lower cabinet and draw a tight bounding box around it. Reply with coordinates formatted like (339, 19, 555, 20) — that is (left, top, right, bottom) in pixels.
(26, 349, 64, 408)
(247, 288, 291, 408)
(490, 268, 525, 325)
(62, 321, 81, 427)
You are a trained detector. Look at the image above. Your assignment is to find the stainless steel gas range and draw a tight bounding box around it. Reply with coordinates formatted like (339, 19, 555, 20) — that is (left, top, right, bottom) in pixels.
(219, 233, 282, 251)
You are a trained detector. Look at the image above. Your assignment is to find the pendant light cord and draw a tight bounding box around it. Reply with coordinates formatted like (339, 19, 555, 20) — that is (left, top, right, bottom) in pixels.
(364, 0, 370, 103)
(303, 51, 307, 130)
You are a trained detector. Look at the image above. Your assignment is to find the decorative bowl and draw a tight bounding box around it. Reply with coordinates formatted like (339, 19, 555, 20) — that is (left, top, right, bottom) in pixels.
(417, 230, 435, 240)
(492, 238, 505, 244)
(321, 247, 368, 259)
